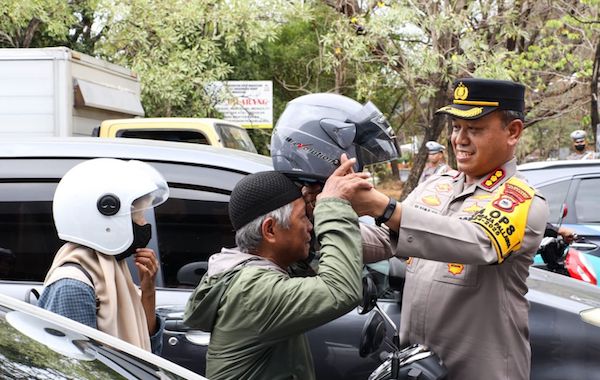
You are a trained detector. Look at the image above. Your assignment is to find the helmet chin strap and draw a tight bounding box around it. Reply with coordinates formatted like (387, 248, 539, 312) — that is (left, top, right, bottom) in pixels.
(114, 222, 152, 261)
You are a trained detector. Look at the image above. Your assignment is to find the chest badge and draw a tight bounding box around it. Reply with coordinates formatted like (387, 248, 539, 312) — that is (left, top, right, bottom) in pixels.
(448, 263, 464, 275)
(422, 194, 441, 206)
(463, 203, 482, 214)
(435, 183, 453, 193)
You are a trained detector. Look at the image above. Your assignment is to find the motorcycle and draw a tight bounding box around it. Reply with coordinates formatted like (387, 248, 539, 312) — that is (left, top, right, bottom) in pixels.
(535, 234, 597, 286)
(357, 268, 448, 380)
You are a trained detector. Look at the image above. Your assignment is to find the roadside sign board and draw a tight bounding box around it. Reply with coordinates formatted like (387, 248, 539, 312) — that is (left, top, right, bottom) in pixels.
(212, 81, 273, 129)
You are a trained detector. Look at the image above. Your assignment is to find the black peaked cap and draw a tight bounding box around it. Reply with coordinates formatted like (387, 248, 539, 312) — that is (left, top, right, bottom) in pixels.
(229, 171, 302, 231)
(436, 78, 525, 120)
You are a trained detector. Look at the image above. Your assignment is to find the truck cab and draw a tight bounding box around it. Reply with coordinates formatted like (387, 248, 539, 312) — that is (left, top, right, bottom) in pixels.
(94, 117, 258, 153)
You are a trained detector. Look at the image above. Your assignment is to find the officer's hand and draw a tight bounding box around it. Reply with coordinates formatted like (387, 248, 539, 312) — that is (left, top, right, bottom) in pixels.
(558, 226, 576, 244)
(135, 248, 158, 294)
(318, 155, 373, 206)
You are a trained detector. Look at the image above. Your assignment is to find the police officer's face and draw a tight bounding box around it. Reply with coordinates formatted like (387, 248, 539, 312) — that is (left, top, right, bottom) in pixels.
(573, 139, 586, 152)
(427, 151, 443, 165)
(451, 112, 522, 182)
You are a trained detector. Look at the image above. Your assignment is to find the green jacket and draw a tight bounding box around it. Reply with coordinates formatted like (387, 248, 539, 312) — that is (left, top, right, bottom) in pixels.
(183, 198, 363, 380)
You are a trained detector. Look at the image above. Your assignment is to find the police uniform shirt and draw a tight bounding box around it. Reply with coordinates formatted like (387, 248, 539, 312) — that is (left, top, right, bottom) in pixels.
(395, 158, 548, 380)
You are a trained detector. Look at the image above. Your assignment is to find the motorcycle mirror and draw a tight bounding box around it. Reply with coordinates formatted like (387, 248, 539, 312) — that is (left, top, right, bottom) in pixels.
(359, 309, 386, 357)
(357, 273, 378, 315)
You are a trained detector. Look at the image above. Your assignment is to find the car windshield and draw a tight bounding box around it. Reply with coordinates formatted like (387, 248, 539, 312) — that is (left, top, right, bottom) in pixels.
(215, 123, 257, 153)
(0, 305, 189, 380)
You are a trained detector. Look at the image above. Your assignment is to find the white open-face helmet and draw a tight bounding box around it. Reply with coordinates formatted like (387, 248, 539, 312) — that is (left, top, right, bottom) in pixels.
(53, 158, 169, 255)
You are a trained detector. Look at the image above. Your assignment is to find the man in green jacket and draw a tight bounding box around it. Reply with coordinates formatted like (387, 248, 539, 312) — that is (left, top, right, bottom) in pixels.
(184, 156, 372, 380)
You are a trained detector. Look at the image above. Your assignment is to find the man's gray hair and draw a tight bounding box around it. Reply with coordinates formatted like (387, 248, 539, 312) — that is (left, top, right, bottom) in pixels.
(235, 202, 294, 253)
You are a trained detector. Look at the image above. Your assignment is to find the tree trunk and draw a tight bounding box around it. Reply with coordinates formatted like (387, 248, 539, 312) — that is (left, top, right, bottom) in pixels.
(400, 89, 448, 200)
(591, 39, 600, 150)
(22, 18, 41, 48)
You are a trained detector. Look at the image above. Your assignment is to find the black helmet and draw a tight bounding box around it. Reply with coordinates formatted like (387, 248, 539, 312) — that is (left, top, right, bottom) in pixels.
(271, 93, 398, 183)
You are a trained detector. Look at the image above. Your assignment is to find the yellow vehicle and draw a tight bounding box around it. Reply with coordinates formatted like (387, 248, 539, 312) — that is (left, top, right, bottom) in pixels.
(94, 117, 258, 153)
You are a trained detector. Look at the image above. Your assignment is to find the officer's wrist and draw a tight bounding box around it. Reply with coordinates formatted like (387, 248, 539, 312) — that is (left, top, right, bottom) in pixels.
(375, 197, 397, 226)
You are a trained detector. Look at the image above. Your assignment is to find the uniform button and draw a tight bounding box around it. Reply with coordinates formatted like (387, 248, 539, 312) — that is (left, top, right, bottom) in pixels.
(407, 235, 414, 243)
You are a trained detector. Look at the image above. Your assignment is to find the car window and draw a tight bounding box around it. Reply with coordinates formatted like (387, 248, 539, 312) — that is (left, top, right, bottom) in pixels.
(538, 180, 572, 224)
(364, 261, 395, 299)
(0, 183, 61, 282)
(575, 178, 600, 223)
(117, 129, 210, 145)
(154, 188, 234, 288)
(215, 123, 258, 153)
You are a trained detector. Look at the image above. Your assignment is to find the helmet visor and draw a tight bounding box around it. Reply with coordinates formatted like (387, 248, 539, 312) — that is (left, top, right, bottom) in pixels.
(131, 186, 169, 213)
(351, 102, 399, 167)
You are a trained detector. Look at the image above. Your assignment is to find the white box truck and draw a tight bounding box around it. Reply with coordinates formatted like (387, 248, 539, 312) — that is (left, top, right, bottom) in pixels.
(0, 47, 144, 137)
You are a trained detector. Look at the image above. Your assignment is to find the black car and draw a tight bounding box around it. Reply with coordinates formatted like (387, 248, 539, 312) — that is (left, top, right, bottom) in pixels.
(2, 138, 600, 379)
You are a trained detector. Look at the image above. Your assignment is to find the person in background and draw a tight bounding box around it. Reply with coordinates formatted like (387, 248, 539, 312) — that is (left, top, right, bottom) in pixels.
(418, 140, 450, 184)
(566, 129, 598, 160)
(39, 158, 168, 354)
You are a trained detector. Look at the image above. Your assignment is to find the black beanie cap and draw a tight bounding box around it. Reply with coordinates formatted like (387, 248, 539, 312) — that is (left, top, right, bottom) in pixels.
(229, 171, 302, 231)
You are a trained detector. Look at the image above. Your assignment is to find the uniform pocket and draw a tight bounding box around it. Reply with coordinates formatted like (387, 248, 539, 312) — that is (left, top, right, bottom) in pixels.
(433, 262, 479, 287)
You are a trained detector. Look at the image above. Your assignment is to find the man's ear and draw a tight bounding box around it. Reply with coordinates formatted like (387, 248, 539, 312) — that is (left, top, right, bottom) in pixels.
(507, 119, 524, 146)
(261, 217, 277, 243)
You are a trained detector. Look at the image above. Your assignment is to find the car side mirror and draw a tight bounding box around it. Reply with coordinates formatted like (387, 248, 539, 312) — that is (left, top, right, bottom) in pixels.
(176, 262, 208, 287)
(357, 272, 378, 315)
(388, 257, 407, 292)
(359, 308, 386, 357)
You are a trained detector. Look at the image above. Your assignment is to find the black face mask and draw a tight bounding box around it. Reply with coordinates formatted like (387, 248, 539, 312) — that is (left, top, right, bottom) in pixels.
(115, 222, 152, 261)
(575, 144, 586, 152)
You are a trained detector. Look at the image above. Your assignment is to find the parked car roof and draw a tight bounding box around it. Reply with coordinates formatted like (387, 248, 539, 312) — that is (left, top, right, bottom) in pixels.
(0, 137, 272, 172)
(519, 159, 600, 186)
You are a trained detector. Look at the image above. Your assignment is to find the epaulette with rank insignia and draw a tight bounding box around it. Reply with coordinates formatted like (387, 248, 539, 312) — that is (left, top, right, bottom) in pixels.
(480, 168, 505, 190)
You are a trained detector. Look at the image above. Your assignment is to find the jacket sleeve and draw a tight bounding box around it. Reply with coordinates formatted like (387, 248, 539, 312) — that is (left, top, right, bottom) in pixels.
(395, 194, 549, 264)
(235, 198, 363, 340)
(360, 223, 396, 263)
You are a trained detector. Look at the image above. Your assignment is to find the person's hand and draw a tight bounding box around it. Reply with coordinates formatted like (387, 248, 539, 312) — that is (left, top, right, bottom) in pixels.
(317, 154, 373, 207)
(558, 226, 577, 244)
(135, 248, 158, 294)
(302, 183, 322, 220)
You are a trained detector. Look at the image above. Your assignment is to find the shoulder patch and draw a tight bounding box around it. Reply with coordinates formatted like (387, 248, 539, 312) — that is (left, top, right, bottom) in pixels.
(469, 176, 536, 263)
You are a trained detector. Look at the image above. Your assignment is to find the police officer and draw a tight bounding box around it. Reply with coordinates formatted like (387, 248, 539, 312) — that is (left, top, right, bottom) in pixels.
(352, 78, 549, 380)
(418, 141, 449, 184)
(566, 129, 597, 160)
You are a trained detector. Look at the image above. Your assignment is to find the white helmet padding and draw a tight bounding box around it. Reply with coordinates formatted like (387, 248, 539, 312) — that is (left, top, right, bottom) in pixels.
(53, 158, 169, 255)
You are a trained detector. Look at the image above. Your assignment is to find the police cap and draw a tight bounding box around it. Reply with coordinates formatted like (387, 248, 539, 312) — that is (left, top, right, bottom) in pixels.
(435, 78, 525, 120)
(425, 141, 445, 154)
(570, 129, 586, 142)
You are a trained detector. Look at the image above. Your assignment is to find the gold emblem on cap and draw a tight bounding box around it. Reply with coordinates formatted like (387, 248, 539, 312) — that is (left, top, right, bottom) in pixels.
(454, 82, 469, 101)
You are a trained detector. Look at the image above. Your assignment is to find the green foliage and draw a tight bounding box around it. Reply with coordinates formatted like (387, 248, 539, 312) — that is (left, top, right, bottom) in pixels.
(96, 0, 286, 117)
(0, 0, 75, 47)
